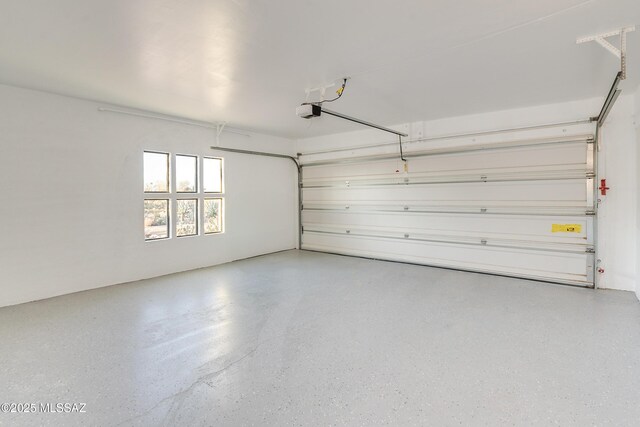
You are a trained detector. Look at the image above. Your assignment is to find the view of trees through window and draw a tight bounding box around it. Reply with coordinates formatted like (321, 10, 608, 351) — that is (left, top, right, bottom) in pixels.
(177, 199, 198, 237)
(205, 198, 222, 233)
(143, 152, 223, 240)
(144, 200, 169, 239)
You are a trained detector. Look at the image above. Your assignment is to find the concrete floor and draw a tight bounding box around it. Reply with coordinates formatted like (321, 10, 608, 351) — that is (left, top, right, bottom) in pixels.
(1, 250, 640, 426)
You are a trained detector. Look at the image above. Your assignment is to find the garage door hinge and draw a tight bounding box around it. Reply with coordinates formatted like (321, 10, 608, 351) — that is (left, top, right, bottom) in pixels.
(587, 137, 595, 143)
(586, 248, 595, 254)
(585, 210, 596, 216)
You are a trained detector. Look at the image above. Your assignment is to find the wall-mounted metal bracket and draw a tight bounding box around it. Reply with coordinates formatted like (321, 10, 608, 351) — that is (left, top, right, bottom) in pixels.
(214, 122, 227, 147)
(577, 26, 635, 79)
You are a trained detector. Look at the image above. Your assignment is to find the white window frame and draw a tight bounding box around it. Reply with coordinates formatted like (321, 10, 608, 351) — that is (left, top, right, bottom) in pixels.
(202, 156, 224, 234)
(143, 151, 171, 241)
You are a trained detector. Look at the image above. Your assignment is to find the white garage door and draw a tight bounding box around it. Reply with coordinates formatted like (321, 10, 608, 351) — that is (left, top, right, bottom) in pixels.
(300, 128, 597, 287)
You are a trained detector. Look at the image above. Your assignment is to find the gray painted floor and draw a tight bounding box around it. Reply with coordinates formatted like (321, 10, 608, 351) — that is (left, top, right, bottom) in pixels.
(1, 250, 639, 426)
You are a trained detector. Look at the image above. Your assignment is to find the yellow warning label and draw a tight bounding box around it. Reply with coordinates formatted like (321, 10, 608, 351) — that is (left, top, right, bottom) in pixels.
(552, 224, 582, 233)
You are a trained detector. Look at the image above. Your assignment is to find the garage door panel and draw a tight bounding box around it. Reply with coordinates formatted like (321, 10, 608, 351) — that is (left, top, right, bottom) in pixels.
(300, 133, 594, 166)
(304, 166, 589, 187)
(302, 211, 591, 246)
(303, 233, 592, 284)
(303, 201, 590, 214)
(303, 180, 586, 203)
(303, 143, 588, 181)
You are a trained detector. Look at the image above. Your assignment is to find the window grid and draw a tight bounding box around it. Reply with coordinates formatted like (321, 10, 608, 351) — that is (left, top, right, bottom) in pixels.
(144, 151, 223, 241)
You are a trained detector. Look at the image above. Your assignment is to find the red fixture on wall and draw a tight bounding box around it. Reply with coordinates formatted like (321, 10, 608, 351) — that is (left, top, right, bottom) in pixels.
(598, 179, 610, 196)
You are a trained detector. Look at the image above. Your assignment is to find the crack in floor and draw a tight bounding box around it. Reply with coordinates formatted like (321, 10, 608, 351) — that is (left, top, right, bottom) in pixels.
(115, 344, 261, 427)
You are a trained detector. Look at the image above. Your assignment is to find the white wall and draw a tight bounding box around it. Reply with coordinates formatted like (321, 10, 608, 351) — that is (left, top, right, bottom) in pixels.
(598, 94, 638, 292)
(0, 84, 298, 307)
(297, 96, 638, 292)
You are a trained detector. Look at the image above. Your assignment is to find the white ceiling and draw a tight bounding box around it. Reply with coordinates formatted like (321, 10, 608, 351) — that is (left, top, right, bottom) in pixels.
(0, 0, 638, 138)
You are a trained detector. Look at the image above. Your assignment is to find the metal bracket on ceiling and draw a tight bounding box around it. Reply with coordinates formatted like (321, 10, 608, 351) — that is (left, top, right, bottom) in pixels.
(576, 26, 636, 79)
(305, 82, 336, 103)
(215, 122, 227, 147)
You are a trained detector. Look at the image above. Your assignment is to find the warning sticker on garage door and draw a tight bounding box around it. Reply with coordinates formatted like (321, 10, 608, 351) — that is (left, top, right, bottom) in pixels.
(552, 224, 582, 233)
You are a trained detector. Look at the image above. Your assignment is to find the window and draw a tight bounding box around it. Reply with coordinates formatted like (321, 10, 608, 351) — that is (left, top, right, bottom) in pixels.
(176, 154, 197, 193)
(143, 151, 170, 241)
(202, 158, 223, 234)
(143, 151, 169, 192)
(143, 151, 224, 240)
(144, 200, 169, 240)
(176, 199, 198, 237)
(204, 198, 223, 233)
(203, 157, 223, 193)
